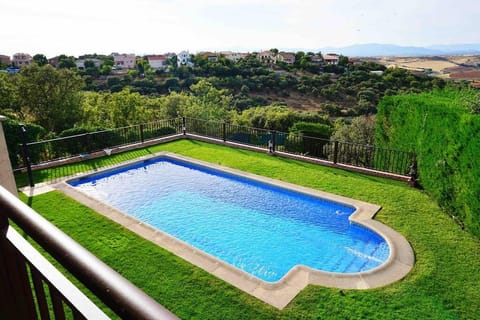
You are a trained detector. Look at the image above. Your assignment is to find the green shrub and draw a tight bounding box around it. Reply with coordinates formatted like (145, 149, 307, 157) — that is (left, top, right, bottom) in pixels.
(142, 126, 177, 140)
(286, 122, 333, 158)
(376, 89, 480, 237)
(3, 119, 46, 168)
(289, 121, 333, 139)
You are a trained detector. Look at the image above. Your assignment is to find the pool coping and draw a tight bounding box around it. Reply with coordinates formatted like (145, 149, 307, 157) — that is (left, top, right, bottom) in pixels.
(53, 152, 415, 310)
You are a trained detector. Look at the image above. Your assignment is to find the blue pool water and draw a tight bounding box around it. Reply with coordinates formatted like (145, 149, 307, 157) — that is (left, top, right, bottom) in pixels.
(70, 157, 389, 282)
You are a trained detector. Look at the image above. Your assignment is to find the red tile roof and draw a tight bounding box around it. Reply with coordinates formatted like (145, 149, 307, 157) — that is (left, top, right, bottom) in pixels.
(147, 55, 167, 61)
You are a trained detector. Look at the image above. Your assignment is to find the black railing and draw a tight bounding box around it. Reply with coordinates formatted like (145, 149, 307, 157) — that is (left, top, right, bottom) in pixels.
(183, 117, 414, 176)
(14, 117, 414, 186)
(0, 185, 178, 319)
(23, 118, 182, 166)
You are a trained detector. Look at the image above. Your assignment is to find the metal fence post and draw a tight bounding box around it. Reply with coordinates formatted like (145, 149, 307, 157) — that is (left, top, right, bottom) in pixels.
(333, 141, 339, 164)
(182, 117, 186, 135)
(84, 133, 91, 153)
(408, 153, 419, 187)
(20, 125, 34, 188)
(222, 123, 226, 142)
(140, 124, 145, 143)
(271, 130, 276, 153)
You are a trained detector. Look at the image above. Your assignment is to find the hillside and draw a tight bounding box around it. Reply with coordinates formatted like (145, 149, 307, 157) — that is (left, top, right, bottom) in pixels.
(366, 55, 480, 80)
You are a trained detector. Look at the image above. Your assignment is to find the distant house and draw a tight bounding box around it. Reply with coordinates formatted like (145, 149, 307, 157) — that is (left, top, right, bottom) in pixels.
(349, 57, 362, 65)
(323, 53, 340, 65)
(199, 52, 219, 62)
(112, 53, 136, 69)
(177, 51, 194, 67)
(257, 50, 274, 63)
(12, 53, 32, 68)
(146, 55, 168, 70)
(276, 52, 295, 64)
(311, 55, 323, 64)
(75, 58, 103, 69)
(222, 51, 248, 63)
(48, 56, 59, 68)
(0, 55, 11, 66)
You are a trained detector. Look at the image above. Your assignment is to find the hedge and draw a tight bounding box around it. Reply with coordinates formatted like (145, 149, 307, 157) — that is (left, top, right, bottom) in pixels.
(376, 88, 480, 237)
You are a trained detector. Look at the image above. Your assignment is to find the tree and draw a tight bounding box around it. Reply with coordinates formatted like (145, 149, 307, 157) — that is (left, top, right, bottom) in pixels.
(84, 60, 95, 69)
(57, 55, 76, 69)
(233, 105, 296, 131)
(321, 103, 342, 116)
(295, 51, 305, 62)
(331, 116, 376, 145)
(176, 66, 192, 79)
(289, 122, 332, 139)
(338, 55, 349, 67)
(136, 58, 150, 75)
(32, 54, 48, 66)
(0, 73, 20, 115)
(269, 48, 279, 56)
(3, 118, 46, 167)
(100, 64, 112, 75)
(16, 64, 84, 132)
(80, 89, 156, 128)
(157, 91, 190, 119)
(164, 78, 181, 92)
(167, 55, 177, 72)
(83, 60, 100, 78)
(107, 77, 121, 87)
(298, 55, 312, 69)
(287, 121, 333, 157)
(183, 80, 233, 120)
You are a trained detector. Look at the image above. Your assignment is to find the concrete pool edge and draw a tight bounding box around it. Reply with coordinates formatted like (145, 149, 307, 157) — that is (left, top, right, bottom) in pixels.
(53, 152, 415, 310)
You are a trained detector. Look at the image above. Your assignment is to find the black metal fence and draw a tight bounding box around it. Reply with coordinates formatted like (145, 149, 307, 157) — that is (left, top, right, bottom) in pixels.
(183, 117, 414, 176)
(14, 117, 414, 184)
(18, 118, 182, 167)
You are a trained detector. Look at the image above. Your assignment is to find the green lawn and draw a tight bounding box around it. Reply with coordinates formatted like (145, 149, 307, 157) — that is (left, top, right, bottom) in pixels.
(21, 139, 480, 319)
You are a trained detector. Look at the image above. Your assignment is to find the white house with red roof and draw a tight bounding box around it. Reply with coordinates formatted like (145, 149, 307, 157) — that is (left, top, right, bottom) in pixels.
(146, 55, 168, 69)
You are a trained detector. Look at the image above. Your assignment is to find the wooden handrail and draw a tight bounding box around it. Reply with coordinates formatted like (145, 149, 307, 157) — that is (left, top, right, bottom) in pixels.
(0, 186, 178, 320)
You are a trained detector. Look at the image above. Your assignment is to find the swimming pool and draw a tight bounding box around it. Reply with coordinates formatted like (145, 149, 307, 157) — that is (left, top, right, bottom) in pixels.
(68, 154, 389, 282)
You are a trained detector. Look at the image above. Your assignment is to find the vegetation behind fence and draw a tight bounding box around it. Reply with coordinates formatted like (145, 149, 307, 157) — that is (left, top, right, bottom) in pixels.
(13, 117, 413, 178)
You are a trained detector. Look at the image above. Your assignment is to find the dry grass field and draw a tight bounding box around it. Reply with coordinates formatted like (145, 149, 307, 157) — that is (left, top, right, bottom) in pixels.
(369, 55, 480, 80)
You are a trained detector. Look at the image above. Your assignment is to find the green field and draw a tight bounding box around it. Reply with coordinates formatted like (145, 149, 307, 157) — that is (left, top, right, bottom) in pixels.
(22, 139, 480, 319)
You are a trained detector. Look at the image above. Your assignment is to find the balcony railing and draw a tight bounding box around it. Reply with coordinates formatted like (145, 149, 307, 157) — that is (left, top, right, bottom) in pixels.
(0, 185, 178, 319)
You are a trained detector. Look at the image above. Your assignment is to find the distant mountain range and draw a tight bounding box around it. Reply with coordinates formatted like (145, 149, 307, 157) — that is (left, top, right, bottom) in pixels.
(316, 43, 480, 57)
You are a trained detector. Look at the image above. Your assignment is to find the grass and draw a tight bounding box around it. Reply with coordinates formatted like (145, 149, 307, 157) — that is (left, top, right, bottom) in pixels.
(20, 139, 480, 319)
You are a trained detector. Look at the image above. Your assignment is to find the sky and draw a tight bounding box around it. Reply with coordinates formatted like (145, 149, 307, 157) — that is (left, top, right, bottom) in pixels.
(1, 0, 479, 57)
